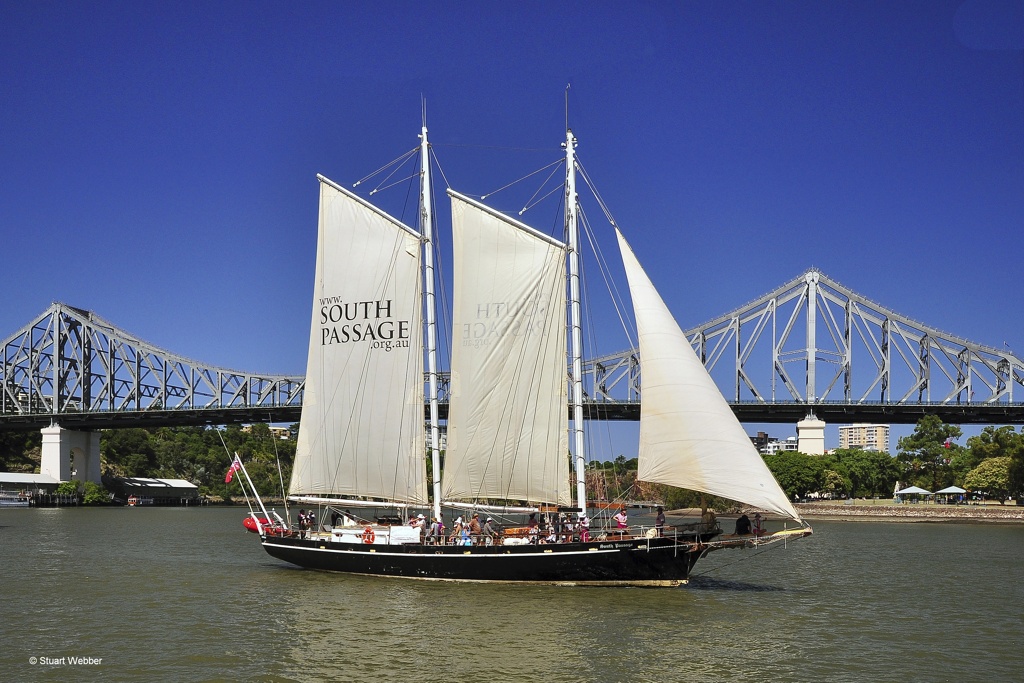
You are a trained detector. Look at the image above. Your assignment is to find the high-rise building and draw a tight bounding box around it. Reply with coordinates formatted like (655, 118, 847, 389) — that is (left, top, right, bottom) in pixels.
(838, 424, 890, 452)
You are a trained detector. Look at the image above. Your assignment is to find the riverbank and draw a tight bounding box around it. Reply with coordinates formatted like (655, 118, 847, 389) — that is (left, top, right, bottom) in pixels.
(793, 500, 1024, 523)
(666, 501, 1024, 525)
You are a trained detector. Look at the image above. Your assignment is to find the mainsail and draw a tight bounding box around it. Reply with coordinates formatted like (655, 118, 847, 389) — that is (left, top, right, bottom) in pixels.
(289, 176, 428, 505)
(442, 192, 570, 506)
(615, 229, 802, 521)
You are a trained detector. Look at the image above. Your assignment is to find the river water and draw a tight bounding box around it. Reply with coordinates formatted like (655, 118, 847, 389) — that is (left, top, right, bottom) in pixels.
(1, 507, 1020, 682)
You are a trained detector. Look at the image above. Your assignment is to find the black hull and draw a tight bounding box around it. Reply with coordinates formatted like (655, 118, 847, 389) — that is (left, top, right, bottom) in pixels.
(261, 534, 713, 586)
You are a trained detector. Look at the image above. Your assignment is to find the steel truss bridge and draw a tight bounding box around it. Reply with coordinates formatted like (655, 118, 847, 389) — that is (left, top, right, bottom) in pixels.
(3, 269, 1024, 431)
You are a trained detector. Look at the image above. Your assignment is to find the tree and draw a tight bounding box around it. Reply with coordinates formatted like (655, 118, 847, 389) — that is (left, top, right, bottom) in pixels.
(896, 416, 961, 491)
(821, 469, 848, 498)
(763, 451, 824, 500)
(0, 430, 42, 472)
(55, 481, 79, 496)
(101, 428, 157, 477)
(82, 481, 111, 505)
(826, 448, 901, 498)
(967, 426, 1024, 461)
(964, 457, 1012, 504)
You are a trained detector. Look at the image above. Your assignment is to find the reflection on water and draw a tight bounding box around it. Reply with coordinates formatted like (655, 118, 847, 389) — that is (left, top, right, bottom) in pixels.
(0, 508, 1021, 682)
(688, 576, 789, 592)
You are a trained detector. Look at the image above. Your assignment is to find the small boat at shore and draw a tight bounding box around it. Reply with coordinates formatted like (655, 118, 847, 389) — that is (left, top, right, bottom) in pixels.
(240, 118, 810, 585)
(0, 492, 31, 507)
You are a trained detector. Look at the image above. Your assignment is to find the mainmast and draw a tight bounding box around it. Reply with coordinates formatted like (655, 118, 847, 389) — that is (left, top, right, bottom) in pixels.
(564, 129, 587, 513)
(420, 118, 443, 522)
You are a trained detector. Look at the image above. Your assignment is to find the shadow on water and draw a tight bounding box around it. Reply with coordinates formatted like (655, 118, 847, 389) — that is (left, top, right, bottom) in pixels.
(686, 575, 787, 592)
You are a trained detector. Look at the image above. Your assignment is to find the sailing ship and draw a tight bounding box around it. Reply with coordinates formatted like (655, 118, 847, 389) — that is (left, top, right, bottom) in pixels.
(246, 125, 811, 586)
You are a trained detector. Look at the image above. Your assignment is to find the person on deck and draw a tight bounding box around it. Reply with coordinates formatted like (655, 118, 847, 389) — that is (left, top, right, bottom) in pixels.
(579, 514, 591, 542)
(735, 514, 751, 535)
(482, 517, 499, 546)
(469, 513, 482, 545)
(450, 517, 463, 545)
(614, 507, 628, 530)
(752, 513, 765, 536)
(655, 506, 666, 537)
(298, 509, 308, 538)
(701, 508, 717, 533)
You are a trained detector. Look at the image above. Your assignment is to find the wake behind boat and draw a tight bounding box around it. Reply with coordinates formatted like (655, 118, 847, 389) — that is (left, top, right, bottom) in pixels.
(237, 122, 810, 586)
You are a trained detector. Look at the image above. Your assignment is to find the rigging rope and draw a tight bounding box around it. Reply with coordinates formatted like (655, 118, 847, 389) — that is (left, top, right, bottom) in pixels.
(690, 535, 796, 577)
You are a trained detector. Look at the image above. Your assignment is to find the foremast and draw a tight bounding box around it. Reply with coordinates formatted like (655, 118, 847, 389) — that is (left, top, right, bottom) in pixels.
(420, 118, 443, 523)
(564, 129, 587, 513)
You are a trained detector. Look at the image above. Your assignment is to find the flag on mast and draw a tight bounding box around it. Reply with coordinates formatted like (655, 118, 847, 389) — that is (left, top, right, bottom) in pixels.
(225, 456, 242, 483)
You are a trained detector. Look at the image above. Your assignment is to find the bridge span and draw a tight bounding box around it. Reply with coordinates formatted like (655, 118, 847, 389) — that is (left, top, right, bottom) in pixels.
(2, 400, 1024, 432)
(3, 269, 1024, 432)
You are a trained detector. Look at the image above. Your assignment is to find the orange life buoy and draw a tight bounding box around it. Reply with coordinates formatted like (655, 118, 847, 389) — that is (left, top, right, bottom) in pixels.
(362, 526, 375, 544)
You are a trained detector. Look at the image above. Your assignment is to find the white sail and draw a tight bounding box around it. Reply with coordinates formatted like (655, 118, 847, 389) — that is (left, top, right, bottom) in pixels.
(442, 192, 570, 506)
(616, 229, 802, 521)
(289, 176, 428, 505)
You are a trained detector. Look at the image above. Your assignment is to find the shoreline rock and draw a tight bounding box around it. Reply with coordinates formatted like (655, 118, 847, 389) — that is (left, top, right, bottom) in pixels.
(793, 503, 1024, 524)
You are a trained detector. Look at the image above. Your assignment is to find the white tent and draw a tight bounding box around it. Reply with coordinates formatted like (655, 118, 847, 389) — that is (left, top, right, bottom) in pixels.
(935, 485, 967, 504)
(896, 486, 933, 495)
(895, 485, 933, 504)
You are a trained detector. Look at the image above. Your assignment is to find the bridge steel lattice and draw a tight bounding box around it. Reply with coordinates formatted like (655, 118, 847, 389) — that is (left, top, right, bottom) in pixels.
(1, 303, 304, 430)
(4, 270, 1024, 431)
(585, 270, 1024, 425)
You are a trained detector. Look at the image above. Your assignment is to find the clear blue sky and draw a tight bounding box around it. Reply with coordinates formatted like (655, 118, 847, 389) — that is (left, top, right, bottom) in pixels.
(2, 2, 1022, 447)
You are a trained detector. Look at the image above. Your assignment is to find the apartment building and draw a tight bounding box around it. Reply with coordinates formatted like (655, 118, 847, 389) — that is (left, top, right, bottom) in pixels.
(838, 423, 890, 452)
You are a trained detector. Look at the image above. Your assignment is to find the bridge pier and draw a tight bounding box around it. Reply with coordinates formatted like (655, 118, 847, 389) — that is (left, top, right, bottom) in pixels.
(41, 425, 102, 484)
(797, 415, 826, 455)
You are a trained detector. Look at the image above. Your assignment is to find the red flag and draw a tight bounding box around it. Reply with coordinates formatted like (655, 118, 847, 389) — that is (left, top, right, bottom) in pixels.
(225, 459, 241, 483)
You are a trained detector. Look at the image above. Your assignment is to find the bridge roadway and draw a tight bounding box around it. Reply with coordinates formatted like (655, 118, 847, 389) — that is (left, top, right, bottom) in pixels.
(2, 400, 1024, 431)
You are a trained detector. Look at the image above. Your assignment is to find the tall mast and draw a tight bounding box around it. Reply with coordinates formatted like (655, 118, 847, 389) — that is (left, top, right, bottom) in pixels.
(420, 116, 443, 522)
(564, 128, 587, 513)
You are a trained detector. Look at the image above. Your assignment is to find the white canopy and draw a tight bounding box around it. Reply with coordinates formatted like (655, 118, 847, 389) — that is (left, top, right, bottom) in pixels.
(935, 485, 967, 494)
(896, 485, 933, 495)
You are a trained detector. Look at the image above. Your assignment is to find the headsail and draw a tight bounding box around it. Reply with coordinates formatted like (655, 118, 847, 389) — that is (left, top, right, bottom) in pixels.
(289, 176, 428, 505)
(615, 229, 802, 521)
(442, 191, 570, 506)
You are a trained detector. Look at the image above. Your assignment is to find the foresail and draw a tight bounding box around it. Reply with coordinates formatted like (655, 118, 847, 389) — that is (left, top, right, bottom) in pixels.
(443, 192, 570, 506)
(289, 176, 428, 505)
(615, 229, 802, 522)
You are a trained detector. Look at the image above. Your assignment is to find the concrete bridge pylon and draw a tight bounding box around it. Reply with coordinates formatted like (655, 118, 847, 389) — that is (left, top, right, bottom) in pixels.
(41, 425, 101, 484)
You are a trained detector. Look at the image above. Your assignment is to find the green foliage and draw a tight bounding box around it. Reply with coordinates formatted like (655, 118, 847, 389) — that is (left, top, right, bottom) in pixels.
(964, 457, 1012, 503)
(763, 451, 824, 500)
(82, 481, 110, 505)
(823, 448, 901, 498)
(966, 427, 1024, 500)
(96, 424, 296, 498)
(897, 415, 962, 490)
(55, 481, 79, 495)
(0, 430, 42, 472)
(967, 426, 1024, 461)
(102, 428, 158, 476)
(821, 469, 849, 496)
